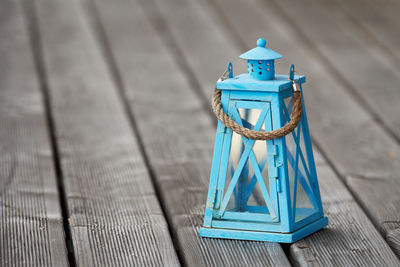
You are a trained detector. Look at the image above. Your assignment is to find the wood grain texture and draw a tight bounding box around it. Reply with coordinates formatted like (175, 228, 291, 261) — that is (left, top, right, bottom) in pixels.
(332, 0, 400, 69)
(274, 0, 400, 139)
(31, 0, 180, 265)
(290, 152, 400, 266)
(270, 0, 400, 256)
(145, 0, 247, 101)
(0, 0, 68, 266)
(145, 0, 400, 264)
(207, 0, 400, 258)
(90, 0, 291, 265)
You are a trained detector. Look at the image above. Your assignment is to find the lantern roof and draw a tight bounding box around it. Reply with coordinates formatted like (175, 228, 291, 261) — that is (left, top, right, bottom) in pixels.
(240, 38, 282, 60)
(217, 74, 305, 92)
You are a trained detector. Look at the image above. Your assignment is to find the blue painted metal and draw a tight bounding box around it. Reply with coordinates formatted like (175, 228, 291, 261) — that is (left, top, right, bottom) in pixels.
(240, 38, 282, 81)
(217, 74, 306, 91)
(240, 38, 282, 60)
(200, 217, 328, 243)
(240, 39, 282, 80)
(200, 38, 327, 243)
(289, 64, 295, 81)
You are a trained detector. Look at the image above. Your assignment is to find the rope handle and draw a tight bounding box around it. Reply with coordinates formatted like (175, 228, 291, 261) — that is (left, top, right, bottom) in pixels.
(212, 70, 303, 141)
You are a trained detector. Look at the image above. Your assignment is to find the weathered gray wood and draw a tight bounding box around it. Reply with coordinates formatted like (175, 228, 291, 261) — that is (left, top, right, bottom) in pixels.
(275, 0, 400, 140)
(0, 0, 68, 266)
(366, 0, 400, 38)
(270, 0, 400, 256)
(144, 0, 400, 264)
(31, 0, 180, 265)
(332, 0, 400, 69)
(290, 152, 400, 266)
(144, 0, 247, 102)
(208, 0, 400, 258)
(90, 0, 291, 265)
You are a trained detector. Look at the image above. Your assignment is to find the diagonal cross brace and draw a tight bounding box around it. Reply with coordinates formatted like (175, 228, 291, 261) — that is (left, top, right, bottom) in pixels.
(291, 125, 302, 220)
(218, 104, 276, 218)
(231, 107, 277, 220)
(242, 153, 268, 203)
(281, 99, 312, 180)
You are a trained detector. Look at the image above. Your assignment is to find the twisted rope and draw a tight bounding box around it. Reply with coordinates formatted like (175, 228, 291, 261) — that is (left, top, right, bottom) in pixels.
(212, 84, 302, 140)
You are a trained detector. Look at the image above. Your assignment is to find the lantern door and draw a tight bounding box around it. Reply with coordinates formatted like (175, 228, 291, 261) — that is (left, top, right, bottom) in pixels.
(213, 99, 280, 224)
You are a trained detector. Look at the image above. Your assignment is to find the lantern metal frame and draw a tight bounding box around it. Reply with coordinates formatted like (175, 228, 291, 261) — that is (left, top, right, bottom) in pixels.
(200, 69, 327, 243)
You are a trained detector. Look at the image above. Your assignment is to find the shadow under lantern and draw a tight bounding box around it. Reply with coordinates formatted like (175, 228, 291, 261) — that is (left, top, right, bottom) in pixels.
(199, 38, 328, 243)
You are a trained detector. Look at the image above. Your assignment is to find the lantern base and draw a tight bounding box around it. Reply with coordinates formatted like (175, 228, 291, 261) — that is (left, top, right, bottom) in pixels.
(199, 216, 328, 243)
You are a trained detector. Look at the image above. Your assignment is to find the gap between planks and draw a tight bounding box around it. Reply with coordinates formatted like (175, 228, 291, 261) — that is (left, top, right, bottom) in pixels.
(25, 0, 180, 265)
(21, 0, 77, 265)
(266, 0, 400, 256)
(87, 0, 291, 265)
(136, 0, 393, 260)
(218, 0, 400, 259)
(78, 0, 184, 265)
(270, 0, 400, 144)
(0, 0, 68, 265)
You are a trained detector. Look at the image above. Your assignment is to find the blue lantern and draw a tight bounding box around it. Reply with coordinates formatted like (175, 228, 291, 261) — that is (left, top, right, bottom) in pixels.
(199, 38, 328, 243)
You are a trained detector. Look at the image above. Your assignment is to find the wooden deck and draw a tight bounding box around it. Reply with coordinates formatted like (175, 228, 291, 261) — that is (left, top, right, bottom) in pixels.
(1, 0, 400, 265)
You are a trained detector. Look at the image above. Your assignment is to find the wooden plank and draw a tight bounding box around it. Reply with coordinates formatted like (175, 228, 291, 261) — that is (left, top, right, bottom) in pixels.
(144, 0, 400, 264)
(0, 0, 68, 266)
(209, 0, 400, 259)
(268, 0, 400, 256)
(143, 0, 247, 101)
(332, 0, 400, 69)
(365, 0, 400, 37)
(290, 152, 400, 266)
(31, 0, 180, 265)
(274, 0, 400, 140)
(90, 0, 291, 265)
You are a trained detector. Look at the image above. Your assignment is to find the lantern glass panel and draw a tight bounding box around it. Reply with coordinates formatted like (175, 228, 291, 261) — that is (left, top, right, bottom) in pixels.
(221, 105, 277, 219)
(283, 95, 318, 223)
